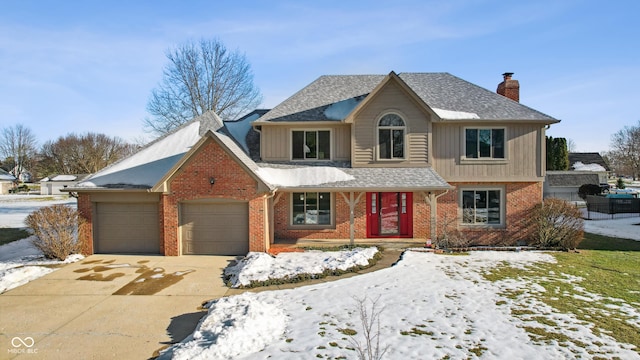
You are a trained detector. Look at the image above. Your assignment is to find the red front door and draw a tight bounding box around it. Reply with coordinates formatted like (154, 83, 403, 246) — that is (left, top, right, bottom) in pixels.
(366, 192, 412, 238)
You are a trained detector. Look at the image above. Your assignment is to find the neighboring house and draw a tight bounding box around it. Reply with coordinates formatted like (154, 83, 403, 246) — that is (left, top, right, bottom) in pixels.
(568, 152, 610, 184)
(68, 71, 559, 256)
(40, 174, 90, 195)
(544, 152, 610, 200)
(543, 171, 599, 201)
(0, 168, 17, 195)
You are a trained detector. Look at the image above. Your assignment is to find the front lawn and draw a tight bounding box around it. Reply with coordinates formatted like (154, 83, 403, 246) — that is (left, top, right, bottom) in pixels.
(579, 231, 640, 251)
(0, 228, 30, 246)
(484, 239, 640, 355)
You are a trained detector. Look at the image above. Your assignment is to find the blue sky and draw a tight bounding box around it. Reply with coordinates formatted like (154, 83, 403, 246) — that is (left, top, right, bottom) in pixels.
(1, 0, 639, 153)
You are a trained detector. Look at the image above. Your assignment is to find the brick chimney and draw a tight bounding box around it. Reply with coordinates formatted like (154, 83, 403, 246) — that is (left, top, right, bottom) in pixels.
(496, 72, 519, 102)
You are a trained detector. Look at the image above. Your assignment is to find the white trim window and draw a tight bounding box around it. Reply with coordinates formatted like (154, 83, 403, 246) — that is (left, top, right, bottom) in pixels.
(378, 114, 405, 160)
(461, 189, 503, 225)
(465, 128, 505, 159)
(292, 192, 332, 225)
(292, 130, 331, 160)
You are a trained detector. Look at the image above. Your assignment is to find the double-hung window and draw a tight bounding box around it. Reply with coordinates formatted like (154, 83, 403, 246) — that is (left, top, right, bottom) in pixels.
(292, 130, 330, 160)
(465, 128, 505, 159)
(378, 114, 405, 159)
(292, 192, 331, 225)
(461, 189, 502, 225)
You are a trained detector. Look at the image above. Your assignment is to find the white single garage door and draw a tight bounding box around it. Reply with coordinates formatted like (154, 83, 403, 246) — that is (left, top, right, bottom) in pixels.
(181, 202, 249, 255)
(95, 203, 160, 254)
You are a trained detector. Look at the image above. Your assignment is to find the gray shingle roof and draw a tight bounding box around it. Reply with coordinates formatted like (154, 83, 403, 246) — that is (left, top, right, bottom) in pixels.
(257, 72, 558, 123)
(546, 172, 599, 187)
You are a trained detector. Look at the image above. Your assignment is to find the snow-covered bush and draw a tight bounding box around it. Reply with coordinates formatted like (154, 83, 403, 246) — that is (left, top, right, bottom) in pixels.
(25, 205, 84, 260)
(531, 198, 584, 250)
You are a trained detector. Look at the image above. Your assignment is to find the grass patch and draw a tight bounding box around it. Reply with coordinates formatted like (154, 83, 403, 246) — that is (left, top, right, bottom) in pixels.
(0, 228, 31, 245)
(400, 327, 434, 336)
(484, 248, 640, 353)
(468, 343, 488, 356)
(579, 232, 640, 251)
(338, 328, 357, 336)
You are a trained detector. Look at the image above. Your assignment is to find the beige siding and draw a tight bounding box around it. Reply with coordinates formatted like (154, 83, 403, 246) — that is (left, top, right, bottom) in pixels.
(432, 123, 544, 181)
(260, 124, 350, 161)
(352, 81, 430, 167)
(261, 126, 289, 161)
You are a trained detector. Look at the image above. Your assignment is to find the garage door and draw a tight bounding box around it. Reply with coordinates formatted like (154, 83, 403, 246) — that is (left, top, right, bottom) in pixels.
(181, 202, 249, 255)
(95, 203, 160, 253)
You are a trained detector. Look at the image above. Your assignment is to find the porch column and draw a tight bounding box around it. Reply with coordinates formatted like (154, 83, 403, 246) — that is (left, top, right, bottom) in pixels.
(339, 192, 364, 246)
(423, 190, 449, 244)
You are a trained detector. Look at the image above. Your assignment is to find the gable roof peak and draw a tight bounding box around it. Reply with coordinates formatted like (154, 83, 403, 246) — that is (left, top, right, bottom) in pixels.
(198, 111, 224, 136)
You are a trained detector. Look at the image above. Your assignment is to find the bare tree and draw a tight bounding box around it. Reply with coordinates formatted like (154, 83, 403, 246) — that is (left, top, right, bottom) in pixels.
(144, 38, 262, 136)
(566, 138, 577, 153)
(348, 296, 389, 360)
(0, 124, 38, 179)
(38, 133, 136, 175)
(608, 121, 640, 180)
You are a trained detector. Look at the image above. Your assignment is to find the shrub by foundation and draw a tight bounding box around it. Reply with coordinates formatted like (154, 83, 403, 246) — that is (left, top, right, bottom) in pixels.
(530, 198, 584, 250)
(25, 204, 85, 260)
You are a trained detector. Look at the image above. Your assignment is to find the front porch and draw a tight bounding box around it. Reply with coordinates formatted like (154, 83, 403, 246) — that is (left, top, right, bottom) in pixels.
(269, 237, 429, 254)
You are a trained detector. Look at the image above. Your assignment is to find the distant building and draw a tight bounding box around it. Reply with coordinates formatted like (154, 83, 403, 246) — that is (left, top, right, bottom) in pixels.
(40, 174, 91, 195)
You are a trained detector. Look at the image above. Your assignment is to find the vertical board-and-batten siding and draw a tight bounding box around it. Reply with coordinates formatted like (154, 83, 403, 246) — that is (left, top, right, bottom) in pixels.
(432, 122, 544, 181)
(260, 124, 351, 161)
(352, 81, 430, 167)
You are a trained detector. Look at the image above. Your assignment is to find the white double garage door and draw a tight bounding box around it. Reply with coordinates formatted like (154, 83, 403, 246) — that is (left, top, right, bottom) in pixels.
(94, 201, 249, 255)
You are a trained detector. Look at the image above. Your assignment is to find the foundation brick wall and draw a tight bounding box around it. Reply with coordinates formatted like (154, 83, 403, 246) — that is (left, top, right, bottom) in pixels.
(161, 138, 265, 255)
(77, 193, 94, 255)
(438, 182, 543, 245)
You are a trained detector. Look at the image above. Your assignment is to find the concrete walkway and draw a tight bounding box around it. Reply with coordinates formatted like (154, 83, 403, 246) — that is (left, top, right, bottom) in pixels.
(0, 249, 403, 359)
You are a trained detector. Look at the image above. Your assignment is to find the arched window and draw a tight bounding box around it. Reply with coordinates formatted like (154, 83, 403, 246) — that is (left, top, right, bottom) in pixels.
(378, 113, 405, 159)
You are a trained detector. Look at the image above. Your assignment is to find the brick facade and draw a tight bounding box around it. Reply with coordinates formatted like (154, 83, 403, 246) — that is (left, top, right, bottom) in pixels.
(77, 193, 93, 255)
(76, 137, 268, 256)
(438, 182, 542, 245)
(161, 138, 266, 255)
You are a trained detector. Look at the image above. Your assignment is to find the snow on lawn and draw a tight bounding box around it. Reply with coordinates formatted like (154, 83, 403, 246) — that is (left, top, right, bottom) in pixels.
(0, 241, 83, 293)
(0, 194, 76, 228)
(163, 251, 640, 359)
(0, 195, 82, 293)
(583, 216, 640, 241)
(224, 247, 379, 287)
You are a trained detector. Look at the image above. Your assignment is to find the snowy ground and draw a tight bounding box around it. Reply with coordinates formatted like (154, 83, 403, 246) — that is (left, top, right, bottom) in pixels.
(162, 250, 640, 360)
(161, 216, 640, 360)
(583, 215, 640, 241)
(0, 195, 82, 293)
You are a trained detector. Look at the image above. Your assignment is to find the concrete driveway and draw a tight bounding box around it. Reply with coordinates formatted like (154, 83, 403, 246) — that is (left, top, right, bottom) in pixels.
(0, 254, 238, 359)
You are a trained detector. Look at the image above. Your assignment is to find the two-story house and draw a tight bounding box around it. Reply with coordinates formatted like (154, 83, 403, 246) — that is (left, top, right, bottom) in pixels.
(70, 72, 558, 256)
